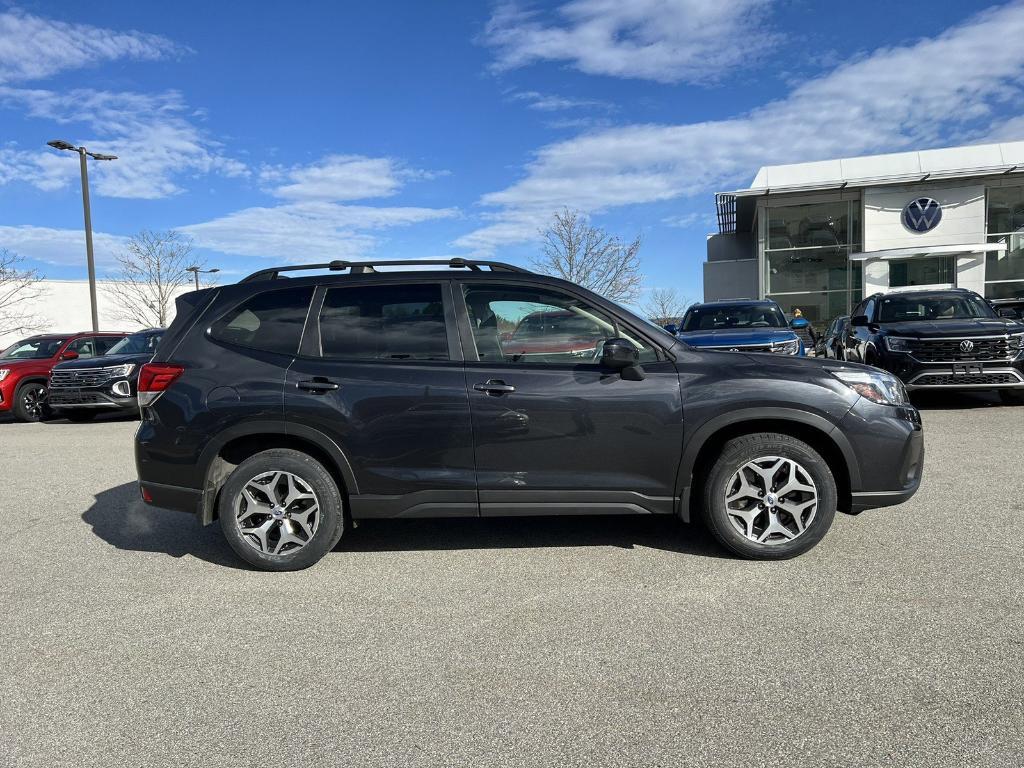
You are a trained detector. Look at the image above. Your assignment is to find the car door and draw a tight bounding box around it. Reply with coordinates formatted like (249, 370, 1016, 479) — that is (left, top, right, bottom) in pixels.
(456, 280, 683, 516)
(285, 279, 477, 518)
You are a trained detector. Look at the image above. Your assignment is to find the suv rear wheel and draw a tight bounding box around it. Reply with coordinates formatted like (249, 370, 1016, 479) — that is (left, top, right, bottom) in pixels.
(218, 448, 345, 571)
(702, 432, 837, 560)
(13, 381, 50, 422)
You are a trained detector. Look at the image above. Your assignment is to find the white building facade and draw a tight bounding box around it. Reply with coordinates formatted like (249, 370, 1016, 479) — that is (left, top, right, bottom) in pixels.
(0, 279, 194, 349)
(705, 141, 1024, 326)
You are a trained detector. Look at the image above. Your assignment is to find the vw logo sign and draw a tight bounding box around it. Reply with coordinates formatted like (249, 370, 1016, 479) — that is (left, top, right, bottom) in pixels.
(959, 339, 974, 353)
(903, 197, 943, 233)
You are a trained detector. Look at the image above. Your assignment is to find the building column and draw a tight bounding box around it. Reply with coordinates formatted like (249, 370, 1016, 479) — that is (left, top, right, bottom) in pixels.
(956, 253, 986, 294)
(863, 258, 889, 294)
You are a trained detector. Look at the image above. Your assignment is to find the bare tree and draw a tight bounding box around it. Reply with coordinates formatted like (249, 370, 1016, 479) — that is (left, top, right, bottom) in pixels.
(640, 287, 691, 326)
(533, 208, 643, 304)
(104, 230, 198, 327)
(0, 248, 45, 338)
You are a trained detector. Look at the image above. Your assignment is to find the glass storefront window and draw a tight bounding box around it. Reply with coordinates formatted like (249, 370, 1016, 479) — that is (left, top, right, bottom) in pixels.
(986, 233, 1024, 282)
(985, 281, 1024, 300)
(889, 256, 955, 288)
(987, 186, 1024, 235)
(767, 201, 855, 250)
(767, 247, 851, 293)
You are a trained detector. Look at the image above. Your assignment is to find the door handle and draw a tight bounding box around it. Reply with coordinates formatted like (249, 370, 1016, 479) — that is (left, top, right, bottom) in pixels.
(297, 378, 339, 393)
(473, 380, 515, 396)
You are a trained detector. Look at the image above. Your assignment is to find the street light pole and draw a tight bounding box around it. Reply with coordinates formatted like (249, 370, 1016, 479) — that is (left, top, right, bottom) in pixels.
(47, 140, 118, 333)
(186, 265, 220, 291)
(77, 148, 99, 332)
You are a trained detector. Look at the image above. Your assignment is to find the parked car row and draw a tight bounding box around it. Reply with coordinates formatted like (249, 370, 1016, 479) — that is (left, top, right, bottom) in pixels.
(669, 289, 1024, 403)
(0, 328, 163, 422)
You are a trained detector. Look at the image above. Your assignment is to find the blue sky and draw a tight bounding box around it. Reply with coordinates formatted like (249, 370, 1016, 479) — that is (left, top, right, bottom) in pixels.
(2, 0, 1023, 305)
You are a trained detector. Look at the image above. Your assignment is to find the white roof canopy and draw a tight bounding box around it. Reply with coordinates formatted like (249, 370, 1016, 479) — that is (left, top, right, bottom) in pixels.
(849, 243, 1007, 262)
(734, 141, 1024, 197)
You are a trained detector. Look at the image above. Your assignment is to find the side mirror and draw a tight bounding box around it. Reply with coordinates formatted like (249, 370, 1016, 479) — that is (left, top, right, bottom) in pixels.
(850, 315, 869, 327)
(61, 350, 79, 360)
(663, 323, 678, 335)
(997, 308, 1019, 319)
(601, 338, 644, 380)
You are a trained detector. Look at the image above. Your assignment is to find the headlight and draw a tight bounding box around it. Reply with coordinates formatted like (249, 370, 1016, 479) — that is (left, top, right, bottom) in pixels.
(1009, 333, 1024, 351)
(108, 364, 136, 378)
(0, 368, 9, 382)
(830, 369, 909, 406)
(771, 339, 800, 355)
(884, 336, 913, 353)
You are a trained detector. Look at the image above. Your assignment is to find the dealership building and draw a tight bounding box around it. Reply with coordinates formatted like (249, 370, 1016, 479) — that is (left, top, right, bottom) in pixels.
(705, 141, 1024, 326)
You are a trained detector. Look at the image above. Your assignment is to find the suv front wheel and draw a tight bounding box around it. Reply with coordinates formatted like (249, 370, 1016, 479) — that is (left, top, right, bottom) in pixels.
(702, 432, 837, 559)
(218, 448, 345, 571)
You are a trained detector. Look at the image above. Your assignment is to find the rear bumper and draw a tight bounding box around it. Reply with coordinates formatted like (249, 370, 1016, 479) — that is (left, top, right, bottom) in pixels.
(139, 480, 202, 516)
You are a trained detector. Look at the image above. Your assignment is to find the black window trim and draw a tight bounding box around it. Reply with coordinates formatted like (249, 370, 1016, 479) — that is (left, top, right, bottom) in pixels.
(297, 277, 464, 364)
(453, 277, 670, 366)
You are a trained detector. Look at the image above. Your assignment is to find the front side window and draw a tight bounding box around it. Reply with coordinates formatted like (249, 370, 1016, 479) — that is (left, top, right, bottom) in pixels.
(462, 284, 655, 365)
(0, 337, 67, 359)
(319, 283, 449, 361)
(68, 338, 98, 358)
(107, 332, 163, 355)
(877, 293, 996, 323)
(210, 286, 314, 355)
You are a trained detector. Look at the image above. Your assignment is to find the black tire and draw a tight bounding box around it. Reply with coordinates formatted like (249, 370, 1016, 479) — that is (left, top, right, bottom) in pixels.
(999, 389, 1024, 405)
(12, 380, 50, 423)
(218, 448, 344, 571)
(62, 410, 97, 422)
(701, 432, 837, 560)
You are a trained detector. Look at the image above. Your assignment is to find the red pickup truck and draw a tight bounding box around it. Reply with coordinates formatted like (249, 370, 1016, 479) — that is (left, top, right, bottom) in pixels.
(0, 332, 127, 422)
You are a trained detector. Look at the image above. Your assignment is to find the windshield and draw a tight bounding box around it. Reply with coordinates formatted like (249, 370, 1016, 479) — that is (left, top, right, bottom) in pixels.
(106, 332, 162, 355)
(877, 294, 997, 323)
(0, 337, 68, 360)
(681, 305, 788, 331)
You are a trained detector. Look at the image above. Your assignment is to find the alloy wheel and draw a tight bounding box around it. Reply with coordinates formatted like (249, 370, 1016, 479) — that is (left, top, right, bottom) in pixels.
(724, 455, 818, 545)
(22, 384, 48, 421)
(234, 471, 321, 556)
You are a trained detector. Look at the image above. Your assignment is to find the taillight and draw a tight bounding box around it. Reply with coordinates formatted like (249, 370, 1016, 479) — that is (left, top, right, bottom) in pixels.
(138, 363, 184, 406)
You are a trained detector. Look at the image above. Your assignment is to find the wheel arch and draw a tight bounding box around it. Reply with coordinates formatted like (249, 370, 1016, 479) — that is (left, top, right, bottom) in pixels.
(677, 408, 859, 522)
(197, 421, 358, 525)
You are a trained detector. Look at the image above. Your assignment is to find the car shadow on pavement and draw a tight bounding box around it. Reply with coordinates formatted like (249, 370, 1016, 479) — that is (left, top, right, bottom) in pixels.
(337, 515, 731, 559)
(82, 483, 729, 564)
(82, 482, 244, 569)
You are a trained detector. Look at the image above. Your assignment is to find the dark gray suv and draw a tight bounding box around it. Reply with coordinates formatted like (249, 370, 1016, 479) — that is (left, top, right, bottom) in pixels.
(135, 259, 924, 570)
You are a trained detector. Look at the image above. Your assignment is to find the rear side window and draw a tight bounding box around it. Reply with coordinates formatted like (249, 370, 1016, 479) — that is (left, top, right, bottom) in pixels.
(210, 286, 314, 355)
(319, 283, 449, 361)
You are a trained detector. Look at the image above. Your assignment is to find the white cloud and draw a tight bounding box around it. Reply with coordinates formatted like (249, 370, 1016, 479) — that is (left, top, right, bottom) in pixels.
(0, 9, 186, 84)
(662, 212, 715, 230)
(0, 225, 129, 267)
(459, 1, 1024, 252)
(484, 0, 778, 84)
(260, 154, 435, 201)
(0, 87, 248, 199)
(181, 202, 459, 261)
(509, 89, 613, 112)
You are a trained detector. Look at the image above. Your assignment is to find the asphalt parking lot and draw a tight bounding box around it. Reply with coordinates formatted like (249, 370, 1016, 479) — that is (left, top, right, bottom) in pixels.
(1, 395, 1023, 768)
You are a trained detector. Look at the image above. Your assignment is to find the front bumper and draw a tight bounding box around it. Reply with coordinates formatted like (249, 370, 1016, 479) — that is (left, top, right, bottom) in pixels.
(878, 349, 1024, 391)
(49, 378, 139, 410)
(839, 399, 924, 512)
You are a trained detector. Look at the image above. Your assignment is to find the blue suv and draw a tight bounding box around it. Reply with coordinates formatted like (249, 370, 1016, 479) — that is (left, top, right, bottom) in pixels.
(676, 299, 805, 355)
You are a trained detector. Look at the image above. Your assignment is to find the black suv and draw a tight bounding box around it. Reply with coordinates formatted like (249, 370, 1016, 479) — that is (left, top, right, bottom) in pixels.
(842, 288, 1024, 402)
(135, 259, 924, 570)
(49, 328, 164, 421)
